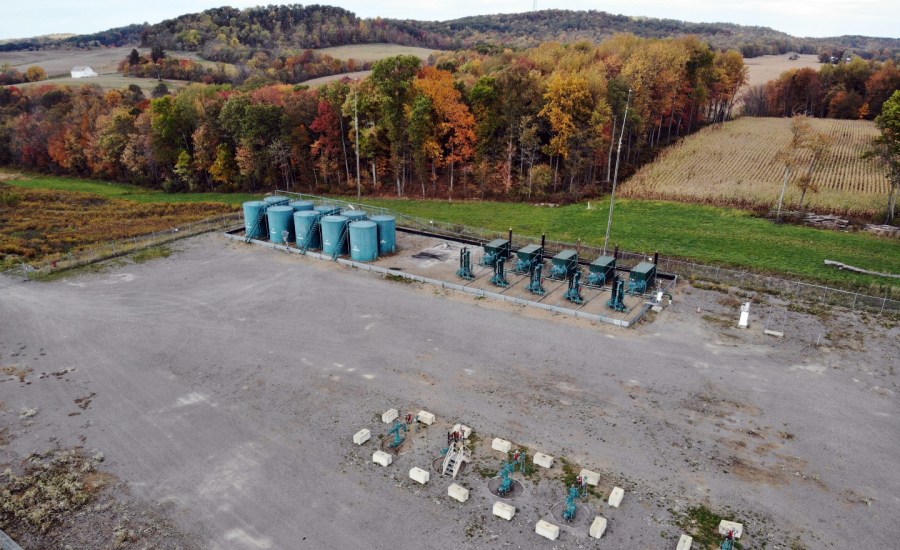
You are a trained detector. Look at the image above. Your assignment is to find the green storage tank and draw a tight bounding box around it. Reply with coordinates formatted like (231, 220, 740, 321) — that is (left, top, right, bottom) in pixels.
(320, 215, 349, 255)
(370, 214, 397, 255)
(267, 206, 295, 243)
(290, 200, 315, 212)
(315, 204, 342, 216)
(343, 210, 368, 222)
(263, 195, 290, 207)
(629, 261, 657, 286)
(349, 220, 378, 261)
(550, 250, 579, 279)
(294, 210, 322, 249)
(589, 256, 616, 286)
(242, 200, 268, 239)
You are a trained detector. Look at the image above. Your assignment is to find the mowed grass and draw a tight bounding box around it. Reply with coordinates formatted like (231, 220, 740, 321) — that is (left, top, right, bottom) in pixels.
(316, 44, 438, 63)
(3, 171, 898, 292)
(15, 74, 191, 94)
(622, 117, 888, 219)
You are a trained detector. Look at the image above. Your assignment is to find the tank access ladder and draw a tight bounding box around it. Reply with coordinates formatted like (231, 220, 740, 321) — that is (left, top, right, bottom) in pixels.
(441, 441, 471, 478)
(298, 218, 321, 254)
(331, 222, 351, 261)
(245, 206, 268, 243)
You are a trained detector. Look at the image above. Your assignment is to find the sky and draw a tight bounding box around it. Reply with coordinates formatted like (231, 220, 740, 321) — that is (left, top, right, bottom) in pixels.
(3, 0, 898, 40)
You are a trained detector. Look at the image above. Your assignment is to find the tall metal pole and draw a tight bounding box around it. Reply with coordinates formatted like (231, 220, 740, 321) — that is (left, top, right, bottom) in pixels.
(603, 89, 632, 255)
(355, 93, 361, 202)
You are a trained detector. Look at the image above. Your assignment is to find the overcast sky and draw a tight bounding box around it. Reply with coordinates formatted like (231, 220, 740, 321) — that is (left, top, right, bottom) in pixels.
(3, 0, 898, 40)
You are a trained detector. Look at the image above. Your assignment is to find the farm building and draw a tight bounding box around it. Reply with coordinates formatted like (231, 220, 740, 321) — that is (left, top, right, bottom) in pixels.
(71, 66, 98, 78)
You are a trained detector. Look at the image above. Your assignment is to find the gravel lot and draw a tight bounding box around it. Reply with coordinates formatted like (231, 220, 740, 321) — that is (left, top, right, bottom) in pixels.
(1, 233, 897, 549)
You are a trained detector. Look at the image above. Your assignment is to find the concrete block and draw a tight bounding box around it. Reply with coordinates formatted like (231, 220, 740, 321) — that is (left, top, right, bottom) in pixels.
(589, 516, 607, 539)
(372, 450, 393, 467)
(738, 310, 749, 328)
(764, 329, 784, 338)
(652, 305, 664, 312)
(579, 468, 601, 486)
(493, 501, 516, 521)
(608, 486, 624, 508)
(417, 410, 435, 425)
(535, 519, 559, 541)
(409, 467, 430, 485)
(492, 438, 512, 453)
(381, 408, 398, 423)
(676, 534, 693, 550)
(448, 483, 469, 503)
(533, 452, 554, 469)
(718, 520, 743, 539)
(451, 423, 472, 439)
(353, 429, 371, 445)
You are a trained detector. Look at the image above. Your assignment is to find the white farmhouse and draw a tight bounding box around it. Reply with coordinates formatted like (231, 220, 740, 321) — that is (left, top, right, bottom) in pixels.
(70, 66, 98, 78)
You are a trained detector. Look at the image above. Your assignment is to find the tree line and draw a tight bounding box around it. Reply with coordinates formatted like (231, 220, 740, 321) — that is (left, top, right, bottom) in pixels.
(0, 36, 747, 201)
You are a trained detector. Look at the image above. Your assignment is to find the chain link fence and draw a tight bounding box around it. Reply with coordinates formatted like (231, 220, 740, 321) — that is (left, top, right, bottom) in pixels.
(1, 212, 243, 283)
(281, 192, 899, 316)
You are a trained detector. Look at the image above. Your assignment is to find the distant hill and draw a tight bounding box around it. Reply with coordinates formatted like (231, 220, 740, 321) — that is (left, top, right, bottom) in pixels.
(1, 5, 897, 61)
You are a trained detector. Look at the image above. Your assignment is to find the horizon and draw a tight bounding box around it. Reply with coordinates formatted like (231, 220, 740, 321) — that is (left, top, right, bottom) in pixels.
(3, 1, 899, 42)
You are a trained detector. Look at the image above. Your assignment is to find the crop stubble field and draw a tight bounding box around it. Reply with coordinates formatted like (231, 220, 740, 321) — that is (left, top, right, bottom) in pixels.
(622, 117, 888, 218)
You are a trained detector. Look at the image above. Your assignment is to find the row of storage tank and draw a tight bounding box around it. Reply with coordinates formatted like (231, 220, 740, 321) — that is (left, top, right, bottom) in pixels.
(242, 196, 396, 262)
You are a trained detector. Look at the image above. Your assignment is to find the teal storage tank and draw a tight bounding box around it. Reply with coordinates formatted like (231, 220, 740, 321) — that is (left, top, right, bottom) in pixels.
(294, 210, 322, 249)
(242, 200, 268, 239)
(349, 220, 378, 261)
(370, 214, 397, 255)
(343, 210, 368, 222)
(314, 204, 341, 216)
(290, 200, 315, 212)
(320, 215, 349, 255)
(263, 195, 290, 207)
(267, 206, 295, 243)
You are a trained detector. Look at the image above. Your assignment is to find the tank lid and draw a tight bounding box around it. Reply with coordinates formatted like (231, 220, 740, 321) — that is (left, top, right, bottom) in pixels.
(290, 200, 314, 205)
(369, 214, 396, 221)
(350, 220, 376, 228)
(264, 195, 289, 202)
(243, 200, 267, 207)
(267, 205, 293, 212)
(321, 215, 349, 222)
(294, 209, 321, 217)
(315, 203, 340, 210)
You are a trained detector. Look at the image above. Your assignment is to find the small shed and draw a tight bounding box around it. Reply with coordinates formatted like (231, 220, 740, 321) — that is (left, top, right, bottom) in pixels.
(71, 66, 98, 78)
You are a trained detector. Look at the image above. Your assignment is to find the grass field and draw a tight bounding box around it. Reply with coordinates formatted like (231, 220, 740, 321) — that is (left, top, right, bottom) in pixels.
(622, 117, 888, 219)
(301, 70, 372, 88)
(0, 47, 219, 77)
(2, 171, 897, 292)
(316, 44, 438, 62)
(14, 74, 192, 94)
(743, 53, 821, 88)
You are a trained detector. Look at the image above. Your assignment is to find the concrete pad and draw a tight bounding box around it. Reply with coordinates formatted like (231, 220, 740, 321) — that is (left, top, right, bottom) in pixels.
(493, 501, 516, 521)
(409, 467, 430, 485)
(579, 468, 601, 486)
(451, 423, 472, 439)
(533, 452, 554, 469)
(352, 429, 370, 445)
(589, 516, 607, 539)
(372, 450, 393, 467)
(676, 534, 693, 549)
(718, 520, 743, 538)
(448, 483, 469, 503)
(492, 438, 512, 453)
(608, 486, 624, 507)
(535, 519, 559, 541)
(416, 410, 435, 425)
(381, 408, 398, 423)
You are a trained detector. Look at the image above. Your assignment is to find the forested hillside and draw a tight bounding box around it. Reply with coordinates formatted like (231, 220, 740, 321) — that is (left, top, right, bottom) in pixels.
(0, 36, 747, 202)
(2, 5, 897, 61)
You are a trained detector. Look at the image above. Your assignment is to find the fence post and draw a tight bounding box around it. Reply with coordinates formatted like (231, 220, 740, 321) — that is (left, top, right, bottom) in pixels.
(882, 297, 887, 314)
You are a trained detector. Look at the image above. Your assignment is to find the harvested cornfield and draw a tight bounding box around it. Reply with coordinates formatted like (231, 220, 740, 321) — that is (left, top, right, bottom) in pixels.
(0, 183, 235, 267)
(621, 117, 889, 219)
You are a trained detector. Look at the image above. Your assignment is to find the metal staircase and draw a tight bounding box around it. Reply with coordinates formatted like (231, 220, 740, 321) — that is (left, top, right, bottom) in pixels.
(331, 222, 350, 261)
(441, 441, 471, 478)
(298, 219, 320, 254)
(245, 207, 267, 243)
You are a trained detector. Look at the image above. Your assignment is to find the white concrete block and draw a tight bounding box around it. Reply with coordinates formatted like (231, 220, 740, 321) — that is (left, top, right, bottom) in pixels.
(589, 516, 607, 539)
(535, 519, 560, 541)
(448, 483, 469, 503)
(416, 410, 435, 425)
(492, 438, 512, 453)
(608, 486, 624, 508)
(493, 501, 516, 521)
(451, 423, 472, 439)
(718, 520, 743, 539)
(353, 429, 370, 445)
(676, 534, 694, 550)
(533, 452, 554, 469)
(579, 468, 601, 486)
(372, 450, 393, 467)
(652, 305, 664, 312)
(381, 408, 398, 423)
(409, 467, 430, 485)
(764, 329, 784, 338)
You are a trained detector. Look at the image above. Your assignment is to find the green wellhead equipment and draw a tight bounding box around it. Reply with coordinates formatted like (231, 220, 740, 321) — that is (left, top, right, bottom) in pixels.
(549, 250, 578, 280)
(628, 253, 658, 295)
(588, 255, 616, 287)
(482, 238, 511, 267)
(457, 247, 475, 280)
(607, 275, 628, 312)
(514, 243, 543, 273)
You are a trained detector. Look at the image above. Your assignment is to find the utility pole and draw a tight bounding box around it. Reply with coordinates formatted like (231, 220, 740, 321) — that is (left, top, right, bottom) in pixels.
(603, 89, 632, 255)
(355, 93, 361, 202)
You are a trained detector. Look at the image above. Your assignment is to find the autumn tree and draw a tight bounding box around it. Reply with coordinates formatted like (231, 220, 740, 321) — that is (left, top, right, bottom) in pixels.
(24, 66, 47, 82)
(371, 55, 421, 196)
(868, 90, 900, 223)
